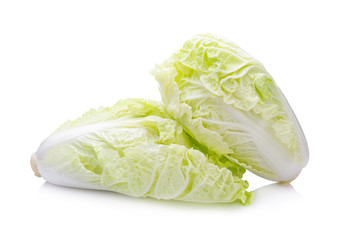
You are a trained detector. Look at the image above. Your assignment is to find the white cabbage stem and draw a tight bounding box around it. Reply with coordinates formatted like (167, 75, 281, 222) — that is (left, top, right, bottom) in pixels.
(30, 153, 41, 177)
(279, 174, 299, 184)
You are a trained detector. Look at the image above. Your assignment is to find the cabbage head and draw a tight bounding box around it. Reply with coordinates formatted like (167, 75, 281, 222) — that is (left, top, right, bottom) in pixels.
(152, 34, 309, 182)
(33, 99, 253, 204)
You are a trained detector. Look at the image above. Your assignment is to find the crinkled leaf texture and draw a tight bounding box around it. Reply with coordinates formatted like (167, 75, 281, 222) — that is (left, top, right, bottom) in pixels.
(35, 99, 253, 204)
(152, 34, 309, 182)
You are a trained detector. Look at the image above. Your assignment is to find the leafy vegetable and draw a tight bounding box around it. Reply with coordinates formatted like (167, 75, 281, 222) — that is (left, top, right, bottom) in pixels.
(33, 99, 253, 204)
(152, 34, 309, 182)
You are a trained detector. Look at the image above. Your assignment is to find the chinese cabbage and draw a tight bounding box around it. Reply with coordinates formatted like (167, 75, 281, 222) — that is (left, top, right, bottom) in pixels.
(152, 34, 309, 182)
(32, 99, 252, 204)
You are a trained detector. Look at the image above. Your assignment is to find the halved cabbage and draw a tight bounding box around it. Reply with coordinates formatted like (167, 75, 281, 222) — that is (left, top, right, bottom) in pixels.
(33, 99, 252, 204)
(152, 34, 309, 182)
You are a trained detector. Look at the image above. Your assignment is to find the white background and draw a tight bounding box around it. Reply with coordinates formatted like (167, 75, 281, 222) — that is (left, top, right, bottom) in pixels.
(1, 0, 361, 239)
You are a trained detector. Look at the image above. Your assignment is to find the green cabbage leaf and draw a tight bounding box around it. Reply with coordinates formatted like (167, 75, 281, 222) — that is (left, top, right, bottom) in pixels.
(152, 34, 309, 182)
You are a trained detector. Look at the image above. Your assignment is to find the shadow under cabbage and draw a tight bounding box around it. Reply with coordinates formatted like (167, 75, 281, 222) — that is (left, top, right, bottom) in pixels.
(39, 181, 302, 209)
